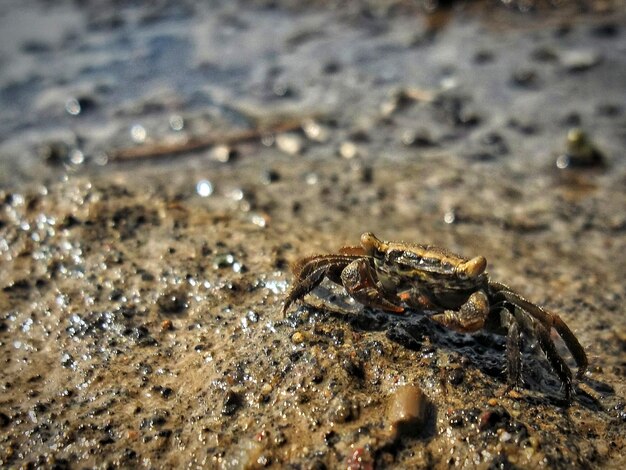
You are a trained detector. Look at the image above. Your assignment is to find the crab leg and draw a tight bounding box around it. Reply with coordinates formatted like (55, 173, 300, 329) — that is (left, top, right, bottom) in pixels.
(500, 307, 523, 390)
(550, 315, 588, 379)
(509, 303, 573, 403)
(340, 259, 405, 313)
(338, 245, 367, 256)
(282, 255, 358, 314)
(491, 282, 588, 378)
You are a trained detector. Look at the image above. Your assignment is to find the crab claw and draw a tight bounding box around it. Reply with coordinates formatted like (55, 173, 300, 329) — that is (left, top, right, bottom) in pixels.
(430, 291, 489, 333)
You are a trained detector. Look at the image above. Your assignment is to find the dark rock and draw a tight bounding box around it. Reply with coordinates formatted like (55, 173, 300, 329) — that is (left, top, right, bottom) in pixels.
(449, 412, 464, 427)
(261, 169, 281, 184)
(222, 390, 243, 416)
(530, 46, 559, 62)
(152, 385, 174, 399)
(511, 68, 539, 89)
(447, 368, 464, 386)
(342, 358, 365, 380)
(324, 430, 340, 447)
(157, 289, 189, 315)
(479, 407, 510, 431)
(473, 49, 495, 65)
(481, 132, 509, 156)
(589, 22, 620, 38)
(432, 94, 481, 127)
(386, 325, 422, 351)
(596, 103, 622, 117)
(128, 325, 157, 347)
(141, 410, 168, 429)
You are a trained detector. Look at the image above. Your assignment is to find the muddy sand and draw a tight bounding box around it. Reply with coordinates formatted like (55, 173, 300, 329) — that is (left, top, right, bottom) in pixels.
(1, 1, 625, 468)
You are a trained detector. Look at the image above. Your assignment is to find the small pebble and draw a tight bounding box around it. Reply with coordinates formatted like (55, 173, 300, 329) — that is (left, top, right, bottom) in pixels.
(39, 141, 72, 166)
(65, 96, 97, 116)
(339, 141, 358, 159)
(387, 385, 428, 439)
(556, 128, 605, 169)
(479, 407, 510, 431)
(276, 133, 304, 156)
(507, 389, 522, 399)
(261, 169, 281, 184)
(380, 88, 414, 116)
(329, 397, 358, 424)
(561, 50, 603, 72)
(291, 331, 305, 344)
(211, 145, 237, 163)
(302, 119, 329, 142)
(401, 129, 434, 147)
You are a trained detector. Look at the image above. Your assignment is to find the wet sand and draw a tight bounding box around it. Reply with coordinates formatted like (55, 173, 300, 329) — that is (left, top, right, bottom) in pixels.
(1, 1, 625, 468)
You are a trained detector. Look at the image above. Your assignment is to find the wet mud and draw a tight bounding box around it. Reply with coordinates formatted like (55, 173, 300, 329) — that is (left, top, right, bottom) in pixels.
(1, 1, 625, 468)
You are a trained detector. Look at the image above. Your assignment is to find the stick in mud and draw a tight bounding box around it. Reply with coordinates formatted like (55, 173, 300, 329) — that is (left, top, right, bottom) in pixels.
(107, 120, 306, 162)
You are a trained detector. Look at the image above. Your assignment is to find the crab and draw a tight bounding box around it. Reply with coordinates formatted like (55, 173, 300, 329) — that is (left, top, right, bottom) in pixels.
(283, 232, 588, 402)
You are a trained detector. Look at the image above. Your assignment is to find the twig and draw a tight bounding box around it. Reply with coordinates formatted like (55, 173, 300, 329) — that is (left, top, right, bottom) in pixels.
(107, 120, 305, 162)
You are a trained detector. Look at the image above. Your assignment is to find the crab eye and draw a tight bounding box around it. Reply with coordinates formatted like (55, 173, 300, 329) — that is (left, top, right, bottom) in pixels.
(457, 256, 487, 278)
(361, 232, 386, 258)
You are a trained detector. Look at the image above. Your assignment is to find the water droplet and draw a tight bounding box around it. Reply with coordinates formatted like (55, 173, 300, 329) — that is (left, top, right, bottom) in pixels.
(228, 188, 244, 201)
(21, 318, 33, 332)
(196, 179, 214, 197)
(264, 279, 288, 294)
(305, 173, 318, 185)
(169, 114, 184, 131)
(555, 155, 570, 169)
(444, 211, 456, 224)
(261, 134, 275, 147)
(213, 253, 235, 269)
(65, 98, 81, 116)
(94, 152, 108, 166)
(251, 214, 267, 227)
(302, 119, 328, 142)
(69, 149, 84, 165)
(131, 124, 147, 143)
